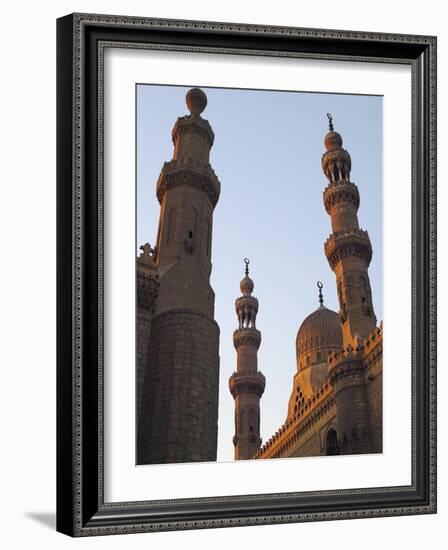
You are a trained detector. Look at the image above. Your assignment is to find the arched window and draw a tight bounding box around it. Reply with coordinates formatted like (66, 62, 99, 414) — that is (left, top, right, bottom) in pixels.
(325, 428, 339, 456)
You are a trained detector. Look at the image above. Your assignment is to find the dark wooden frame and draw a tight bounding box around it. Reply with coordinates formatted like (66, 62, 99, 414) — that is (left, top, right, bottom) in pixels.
(57, 13, 437, 537)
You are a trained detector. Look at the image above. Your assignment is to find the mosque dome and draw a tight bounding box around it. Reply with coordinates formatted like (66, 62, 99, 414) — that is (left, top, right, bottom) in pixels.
(296, 303, 342, 371)
(289, 288, 343, 407)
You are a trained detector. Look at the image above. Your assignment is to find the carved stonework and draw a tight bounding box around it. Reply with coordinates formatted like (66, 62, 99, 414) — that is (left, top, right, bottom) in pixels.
(172, 115, 215, 147)
(136, 271, 159, 313)
(233, 328, 261, 349)
(321, 147, 352, 183)
(323, 181, 360, 214)
(229, 371, 266, 398)
(235, 295, 259, 329)
(324, 229, 373, 269)
(156, 164, 221, 207)
(138, 242, 157, 268)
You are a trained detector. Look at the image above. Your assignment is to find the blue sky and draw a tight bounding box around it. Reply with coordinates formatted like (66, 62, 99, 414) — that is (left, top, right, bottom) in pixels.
(137, 84, 383, 462)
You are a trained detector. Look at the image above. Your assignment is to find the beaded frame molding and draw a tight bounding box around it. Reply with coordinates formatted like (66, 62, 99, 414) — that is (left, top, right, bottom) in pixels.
(56, 13, 437, 537)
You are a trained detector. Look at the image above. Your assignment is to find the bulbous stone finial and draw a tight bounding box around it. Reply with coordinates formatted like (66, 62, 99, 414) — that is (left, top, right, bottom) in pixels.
(186, 88, 207, 116)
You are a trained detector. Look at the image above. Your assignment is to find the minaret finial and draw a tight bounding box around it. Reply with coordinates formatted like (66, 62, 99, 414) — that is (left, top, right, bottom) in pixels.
(244, 257, 250, 277)
(186, 88, 207, 117)
(327, 112, 334, 132)
(317, 281, 324, 306)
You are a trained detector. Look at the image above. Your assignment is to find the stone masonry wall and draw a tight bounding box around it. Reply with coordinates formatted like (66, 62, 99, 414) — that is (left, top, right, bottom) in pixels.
(365, 334, 383, 453)
(137, 308, 220, 464)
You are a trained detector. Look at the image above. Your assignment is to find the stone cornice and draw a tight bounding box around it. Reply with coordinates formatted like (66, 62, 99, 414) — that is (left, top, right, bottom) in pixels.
(324, 228, 372, 269)
(156, 160, 221, 207)
(323, 181, 360, 214)
(229, 370, 266, 398)
(327, 345, 366, 385)
(255, 383, 334, 458)
(362, 324, 383, 370)
(233, 328, 261, 349)
(172, 115, 215, 146)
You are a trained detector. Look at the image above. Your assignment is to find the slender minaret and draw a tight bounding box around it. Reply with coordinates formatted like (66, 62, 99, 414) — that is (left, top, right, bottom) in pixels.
(137, 88, 221, 464)
(323, 114, 375, 455)
(229, 259, 265, 460)
(322, 113, 377, 346)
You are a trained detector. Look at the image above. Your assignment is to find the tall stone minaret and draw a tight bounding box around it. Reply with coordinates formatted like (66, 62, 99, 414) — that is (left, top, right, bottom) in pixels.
(137, 88, 221, 465)
(229, 259, 265, 460)
(322, 114, 377, 346)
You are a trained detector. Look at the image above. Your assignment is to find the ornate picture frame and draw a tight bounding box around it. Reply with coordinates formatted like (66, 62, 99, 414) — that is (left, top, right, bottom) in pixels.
(56, 13, 436, 536)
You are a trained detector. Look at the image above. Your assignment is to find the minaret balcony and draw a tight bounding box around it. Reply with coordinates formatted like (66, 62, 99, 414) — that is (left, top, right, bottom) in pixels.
(156, 161, 221, 206)
(323, 181, 360, 213)
(171, 114, 215, 147)
(324, 228, 373, 269)
(229, 370, 266, 398)
(233, 328, 261, 349)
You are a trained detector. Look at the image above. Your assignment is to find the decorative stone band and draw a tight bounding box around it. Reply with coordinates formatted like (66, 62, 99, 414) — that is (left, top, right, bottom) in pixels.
(254, 382, 334, 458)
(228, 370, 266, 398)
(324, 228, 373, 269)
(363, 323, 383, 373)
(171, 115, 215, 147)
(233, 328, 262, 349)
(323, 181, 360, 214)
(363, 323, 383, 350)
(136, 270, 160, 313)
(156, 161, 221, 207)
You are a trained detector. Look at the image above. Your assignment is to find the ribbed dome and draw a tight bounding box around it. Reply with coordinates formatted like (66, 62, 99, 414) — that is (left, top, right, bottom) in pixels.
(296, 305, 342, 370)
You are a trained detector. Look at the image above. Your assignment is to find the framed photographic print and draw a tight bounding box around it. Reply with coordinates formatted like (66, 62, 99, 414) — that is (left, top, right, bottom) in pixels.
(56, 13, 437, 536)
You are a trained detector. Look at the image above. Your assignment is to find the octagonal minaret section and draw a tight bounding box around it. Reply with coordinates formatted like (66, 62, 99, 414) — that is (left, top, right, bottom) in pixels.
(322, 114, 377, 345)
(229, 259, 266, 460)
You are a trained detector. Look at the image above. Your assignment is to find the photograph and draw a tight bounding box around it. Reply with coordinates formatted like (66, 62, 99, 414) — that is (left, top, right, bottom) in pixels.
(135, 84, 383, 465)
(54, 10, 437, 538)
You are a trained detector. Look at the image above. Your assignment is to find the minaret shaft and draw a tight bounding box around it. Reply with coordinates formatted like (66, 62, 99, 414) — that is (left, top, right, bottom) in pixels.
(229, 260, 265, 460)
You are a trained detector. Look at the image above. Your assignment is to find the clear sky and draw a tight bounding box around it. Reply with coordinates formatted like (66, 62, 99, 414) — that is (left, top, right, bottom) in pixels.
(137, 84, 383, 462)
